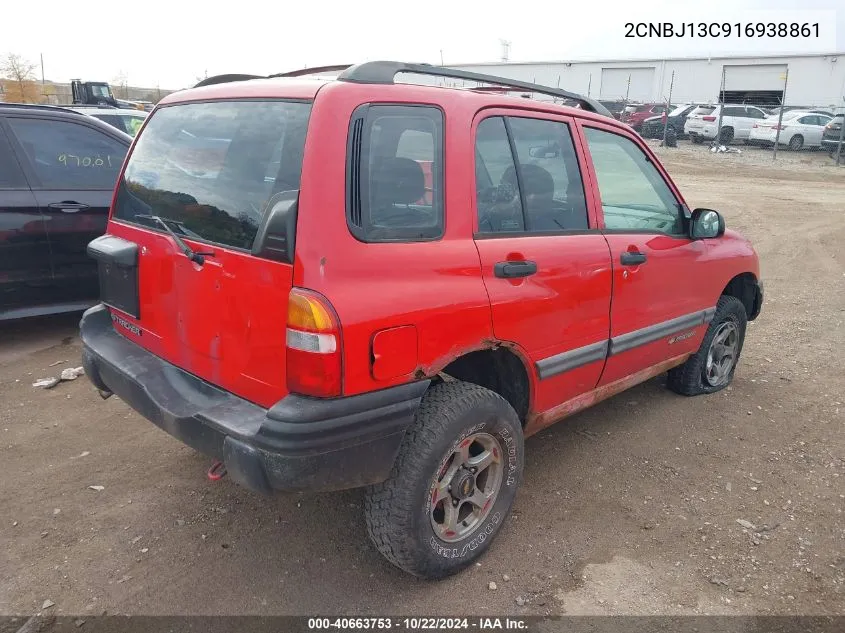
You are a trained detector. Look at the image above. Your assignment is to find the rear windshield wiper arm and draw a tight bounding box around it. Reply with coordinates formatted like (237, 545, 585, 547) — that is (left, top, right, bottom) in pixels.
(139, 214, 215, 265)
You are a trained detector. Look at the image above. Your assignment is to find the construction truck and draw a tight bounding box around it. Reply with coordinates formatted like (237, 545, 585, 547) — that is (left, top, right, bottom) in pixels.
(70, 80, 146, 110)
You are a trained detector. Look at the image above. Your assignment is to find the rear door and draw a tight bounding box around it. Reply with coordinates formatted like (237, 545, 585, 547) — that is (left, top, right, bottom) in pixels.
(0, 122, 52, 319)
(472, 110, 612, 413)
(5, 115, 129, 305)
(731, 106, 766, 139)
(105, 99, 312, 407)
(578, 121, 711, 386)
(798, 115, 828, 146)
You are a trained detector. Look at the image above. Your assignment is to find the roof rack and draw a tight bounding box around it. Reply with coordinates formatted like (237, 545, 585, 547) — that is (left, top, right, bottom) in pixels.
(336, 61, 613, 118)
(194, 73, 265, 88)
(189, 61, 613, 118)
(268, 64, 353, 78)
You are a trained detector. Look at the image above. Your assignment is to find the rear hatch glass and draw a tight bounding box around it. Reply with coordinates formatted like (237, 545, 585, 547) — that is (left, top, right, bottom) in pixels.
(690, 106, 716, 116)
(106, 99, 312, 407)
(114, 100, 311, 250)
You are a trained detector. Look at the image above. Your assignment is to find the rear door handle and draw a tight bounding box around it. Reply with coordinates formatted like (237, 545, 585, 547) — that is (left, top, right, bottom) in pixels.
(620, 251, 647, 266)
(494, 260, 537, 278)
(48, 202, 90, 213)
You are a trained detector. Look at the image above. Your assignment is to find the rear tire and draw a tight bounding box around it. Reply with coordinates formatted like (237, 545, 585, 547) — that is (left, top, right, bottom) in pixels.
(718, 127, 734, 144)
(667, 296, 747, 396)
(364, 381, 524, 579)
(788, 135, 804, 151)
(691, 135, 703, 144)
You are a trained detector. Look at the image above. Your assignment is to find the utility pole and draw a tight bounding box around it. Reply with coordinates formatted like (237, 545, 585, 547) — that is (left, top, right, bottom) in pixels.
(40, 53, 45, 85)
(440, 50, 444, 66)
(714, 66, 727, 147)
(662, 70, 675, 147)
(836, 97, 845, 167)
(587, 73, 591, 97)
(625, 74, 631, 102)
(772, 67, 789, 161)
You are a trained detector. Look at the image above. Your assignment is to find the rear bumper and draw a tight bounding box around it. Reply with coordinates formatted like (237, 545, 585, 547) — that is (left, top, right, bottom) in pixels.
(80, 304, 429, 494)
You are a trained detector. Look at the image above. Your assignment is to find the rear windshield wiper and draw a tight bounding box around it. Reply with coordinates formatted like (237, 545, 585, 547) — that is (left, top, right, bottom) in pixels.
(137, 214, 215, 265)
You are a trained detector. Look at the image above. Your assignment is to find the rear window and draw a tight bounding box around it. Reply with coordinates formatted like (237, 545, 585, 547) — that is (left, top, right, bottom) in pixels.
(113, 100, 311, 251)
(691, 106, 716, 116)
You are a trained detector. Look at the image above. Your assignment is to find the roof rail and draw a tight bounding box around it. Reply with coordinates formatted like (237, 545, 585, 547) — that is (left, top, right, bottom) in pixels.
(336, 61, 614, 118)
(268, 64, 353, 78)
(193, 74, 264, 88)
(0, 103, 84, 115)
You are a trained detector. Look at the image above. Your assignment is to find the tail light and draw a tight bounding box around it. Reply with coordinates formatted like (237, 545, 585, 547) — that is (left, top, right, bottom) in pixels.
(703, 116, 716, 122)
(286, 288, 342, 397)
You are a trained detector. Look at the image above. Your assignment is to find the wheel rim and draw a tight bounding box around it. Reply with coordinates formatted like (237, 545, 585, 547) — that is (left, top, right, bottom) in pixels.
(429, 432, 504, 543)
(705, 321, 739, 387)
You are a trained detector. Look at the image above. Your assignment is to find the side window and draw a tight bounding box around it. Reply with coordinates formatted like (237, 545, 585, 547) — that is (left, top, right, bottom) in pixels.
(797, 115, 814, 125)
(583, 127, 684, 235)
(475, 117, 523, 233)
(0, 126, 28, 189)
(722, 107, 739, 117)
(7, 118, 126, 189)
(474, 116, 589, 234)
(347, 105, 443, 242)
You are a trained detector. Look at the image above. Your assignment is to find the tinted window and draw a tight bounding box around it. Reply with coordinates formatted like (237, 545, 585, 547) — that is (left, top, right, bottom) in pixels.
(507, 117, 588, 231)
(7, 118, 126, 189)
(0, 127, 28, 189)
(92, 114, 125, 133)
(475, 117, 523, 233)
(347, 104, 443, 242)
(584, 127, 683, 235)
(114, 100, 311, 251)
(475, 117, 588, 234)
(722, 107, 741, 117)
(691, 106, 716, 116)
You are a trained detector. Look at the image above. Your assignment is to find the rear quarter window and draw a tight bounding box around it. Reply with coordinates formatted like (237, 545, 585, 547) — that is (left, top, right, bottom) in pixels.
(346, 104, 444, 242)
(113, 100, 312, 251)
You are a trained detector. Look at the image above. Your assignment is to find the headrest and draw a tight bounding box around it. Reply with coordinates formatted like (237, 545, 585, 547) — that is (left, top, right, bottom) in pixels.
(371, 157, 426, 206)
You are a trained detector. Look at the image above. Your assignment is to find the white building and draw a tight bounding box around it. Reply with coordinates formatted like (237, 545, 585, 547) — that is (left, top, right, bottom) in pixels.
(445, 53, 845, 108)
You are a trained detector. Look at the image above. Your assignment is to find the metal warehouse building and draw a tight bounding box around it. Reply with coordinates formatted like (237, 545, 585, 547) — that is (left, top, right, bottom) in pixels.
(445, 53, 845, 108)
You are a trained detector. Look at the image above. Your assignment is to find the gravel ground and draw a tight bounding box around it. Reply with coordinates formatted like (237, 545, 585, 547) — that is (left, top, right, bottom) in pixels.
(1, 141, 843, 618)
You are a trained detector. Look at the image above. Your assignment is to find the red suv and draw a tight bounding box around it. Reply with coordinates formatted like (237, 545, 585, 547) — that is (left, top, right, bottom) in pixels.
(80, 62, 763, 579)
(621, 102, 671, 132)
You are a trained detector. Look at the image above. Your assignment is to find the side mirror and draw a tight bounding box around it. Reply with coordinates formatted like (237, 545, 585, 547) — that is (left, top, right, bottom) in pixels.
(528, 144, 560, 159)
(690, 208, 725, 239)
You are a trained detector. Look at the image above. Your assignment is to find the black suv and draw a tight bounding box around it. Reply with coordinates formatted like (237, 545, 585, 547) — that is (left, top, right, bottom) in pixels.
(0, 104, 132, 320)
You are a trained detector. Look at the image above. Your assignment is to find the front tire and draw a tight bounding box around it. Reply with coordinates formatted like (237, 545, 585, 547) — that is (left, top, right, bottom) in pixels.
(718, 127, 734, 144)
(364, 381, 524, 579)
(667, 296, 747, 396)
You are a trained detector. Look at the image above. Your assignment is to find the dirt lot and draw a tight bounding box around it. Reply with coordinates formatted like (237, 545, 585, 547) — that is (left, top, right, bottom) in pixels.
(1, 142, 843, 618)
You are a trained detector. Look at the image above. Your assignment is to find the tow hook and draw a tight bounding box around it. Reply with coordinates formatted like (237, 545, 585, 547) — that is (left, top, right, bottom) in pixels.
(207, 460, 228, 481)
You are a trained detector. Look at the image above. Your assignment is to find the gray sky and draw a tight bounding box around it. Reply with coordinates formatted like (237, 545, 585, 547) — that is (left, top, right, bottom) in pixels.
(3, 0, 842, 89)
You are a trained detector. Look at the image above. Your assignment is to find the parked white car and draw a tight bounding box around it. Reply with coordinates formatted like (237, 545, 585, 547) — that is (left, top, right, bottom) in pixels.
(684, 104, 769, 144)
(69, 107, 148, 137)
(748, 110, 834, 150)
